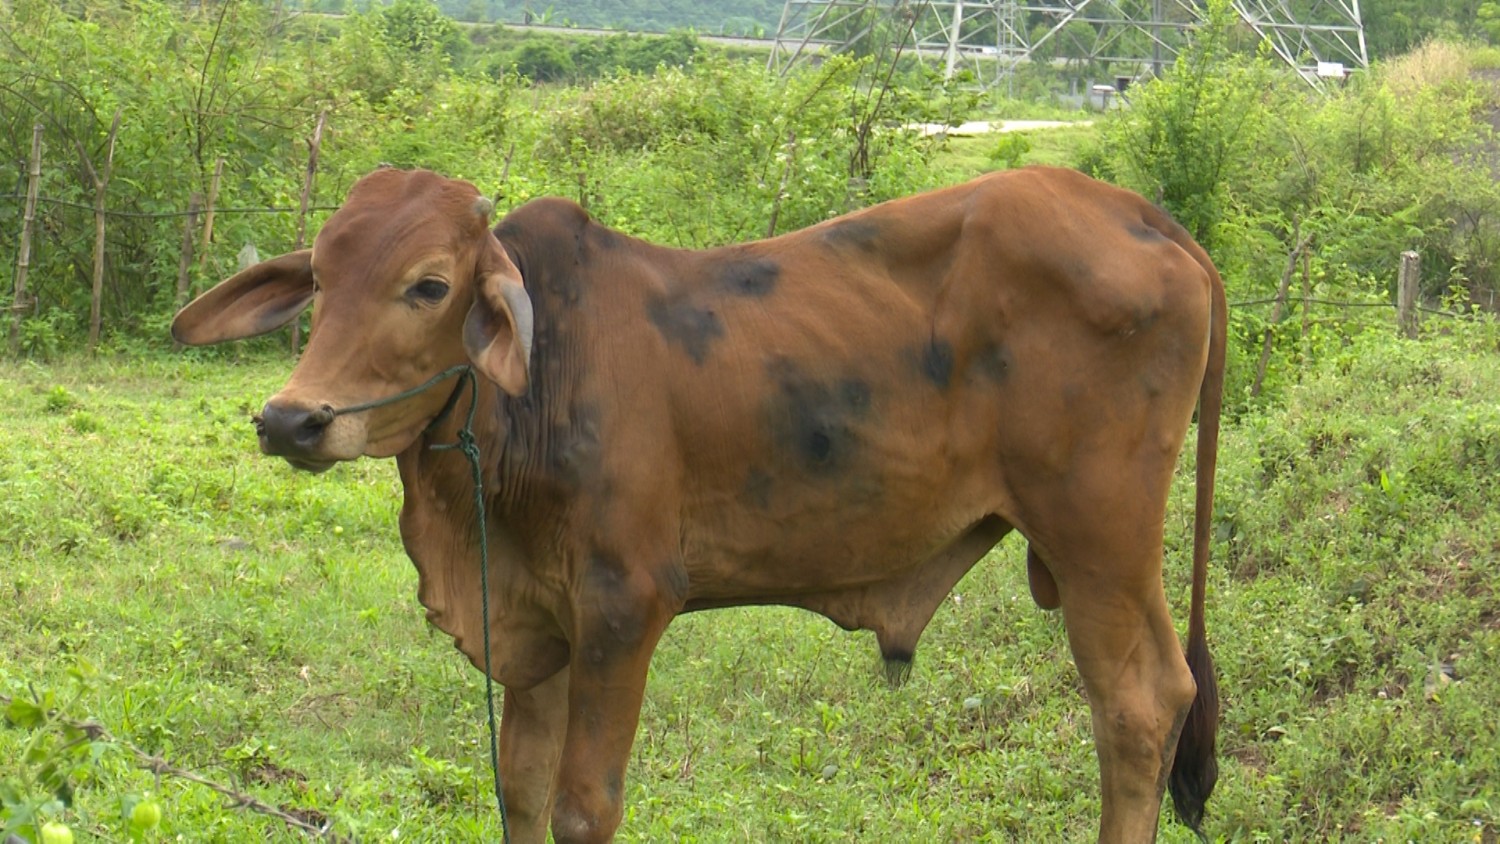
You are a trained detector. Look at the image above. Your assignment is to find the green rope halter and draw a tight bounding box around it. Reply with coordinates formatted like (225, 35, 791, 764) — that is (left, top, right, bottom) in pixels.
(329, 364, 510, 843)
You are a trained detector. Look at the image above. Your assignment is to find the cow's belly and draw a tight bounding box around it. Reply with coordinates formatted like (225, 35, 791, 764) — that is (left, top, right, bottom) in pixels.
(676, 423, 1002, 603)
(682, 523, 981, 604)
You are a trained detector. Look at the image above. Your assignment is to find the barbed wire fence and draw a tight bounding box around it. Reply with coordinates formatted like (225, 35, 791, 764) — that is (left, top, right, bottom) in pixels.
(2, 117, 1469, 362)
(2, 193, 340, 354)
(23, 195, 342, 219)
(4, 115, 337, 356)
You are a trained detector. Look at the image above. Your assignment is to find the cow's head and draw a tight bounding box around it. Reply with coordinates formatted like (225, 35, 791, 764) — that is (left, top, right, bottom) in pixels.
(171, 168, 532, 472)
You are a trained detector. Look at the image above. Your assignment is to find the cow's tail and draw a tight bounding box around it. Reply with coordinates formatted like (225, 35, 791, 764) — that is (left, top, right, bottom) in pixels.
(1168, 248, 1225, 832)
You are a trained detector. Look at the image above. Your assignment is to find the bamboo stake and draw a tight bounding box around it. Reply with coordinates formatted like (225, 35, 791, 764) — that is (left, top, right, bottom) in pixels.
(9, 123, 42, 357)
(88, 109, 123, 352)
(199, 157, 224, 276)
(766, 131, 797, 239)
(1299, 246, 1311, 356)
(171, 194, 203, 352)
(1251, 225, 1312, 398)
(291, 110, 327, 356)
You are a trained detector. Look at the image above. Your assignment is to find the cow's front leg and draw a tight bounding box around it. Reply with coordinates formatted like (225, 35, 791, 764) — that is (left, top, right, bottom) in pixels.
(498, 666, 569, 843)
(549, 554, 678, 844)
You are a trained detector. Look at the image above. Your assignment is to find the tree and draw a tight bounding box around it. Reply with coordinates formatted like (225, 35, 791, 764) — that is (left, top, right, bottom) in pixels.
(1364, 0, 1482, 56)
(511, 40, 574, 81)
(380, 0, 464, 63)
(1104, 0, 1272, 248)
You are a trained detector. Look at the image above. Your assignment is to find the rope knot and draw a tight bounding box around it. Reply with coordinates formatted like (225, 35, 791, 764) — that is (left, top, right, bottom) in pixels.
(456, 427, 479, 453)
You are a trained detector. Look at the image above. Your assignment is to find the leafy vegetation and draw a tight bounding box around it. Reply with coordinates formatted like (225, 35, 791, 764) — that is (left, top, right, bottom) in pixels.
(3, 1, 1500, 840)
(1089, 11, 1500, 409)
(0, 0, 965, 351)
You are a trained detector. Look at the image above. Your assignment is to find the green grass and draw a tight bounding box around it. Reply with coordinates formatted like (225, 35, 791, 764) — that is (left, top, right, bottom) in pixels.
(934, 123, 1099, 181)
(3, 323, 1499, 841)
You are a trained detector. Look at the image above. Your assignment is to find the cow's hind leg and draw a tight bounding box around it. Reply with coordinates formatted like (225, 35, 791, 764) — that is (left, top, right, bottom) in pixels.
(1050, 537, 1196, 843)
(498, 667, 569, 843)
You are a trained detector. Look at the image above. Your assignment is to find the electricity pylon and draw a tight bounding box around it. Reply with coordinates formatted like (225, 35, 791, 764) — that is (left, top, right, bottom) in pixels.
(769, 0, 1367, 91)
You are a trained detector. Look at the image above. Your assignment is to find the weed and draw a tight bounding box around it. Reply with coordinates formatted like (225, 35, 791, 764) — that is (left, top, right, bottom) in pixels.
(988, 132, 1032, 169)
(43, 386, 76, 414)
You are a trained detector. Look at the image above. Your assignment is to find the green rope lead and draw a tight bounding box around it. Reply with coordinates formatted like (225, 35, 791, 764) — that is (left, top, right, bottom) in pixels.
(328, 364, 511, 843)
(325, 364, 477, 418)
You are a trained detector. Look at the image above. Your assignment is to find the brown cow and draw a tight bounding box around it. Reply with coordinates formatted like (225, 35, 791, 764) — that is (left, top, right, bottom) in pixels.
(172, 165, 1225, 843)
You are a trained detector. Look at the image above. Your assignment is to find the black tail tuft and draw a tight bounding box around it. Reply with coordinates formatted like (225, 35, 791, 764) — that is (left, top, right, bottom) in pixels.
(1169, 634, 1219, 831)
(881, 649, 914, 687)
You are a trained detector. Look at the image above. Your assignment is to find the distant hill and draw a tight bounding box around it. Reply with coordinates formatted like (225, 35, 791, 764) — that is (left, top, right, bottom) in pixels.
(433, 1, 787, 36)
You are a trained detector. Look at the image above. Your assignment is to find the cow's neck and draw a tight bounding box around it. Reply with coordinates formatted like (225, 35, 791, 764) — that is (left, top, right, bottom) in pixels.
(394, 393, 572, 685)
(399, 350, 584, 523)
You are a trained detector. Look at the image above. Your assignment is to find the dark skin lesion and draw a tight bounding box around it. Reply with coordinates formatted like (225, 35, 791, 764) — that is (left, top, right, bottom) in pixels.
(715, 258, 779, 298)
(915, 337, 956, 390)
(643, 256, 782, 366)
(741, 468, 773, 510)
(764, 359, 874, 477)
(820, 219, 883, 253)
(644, 294, 724, 366)
(579, 552, 655, 660)
(544, 404, 603, 490)
(971, 341, 1013, 385)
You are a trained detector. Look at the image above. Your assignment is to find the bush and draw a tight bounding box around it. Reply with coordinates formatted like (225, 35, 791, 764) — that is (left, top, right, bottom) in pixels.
(1102, 24, 1499, 412)
(514, 55, 953, 246)
(511, 40, 574, 82)
(1103, 0, 1278, 250)
(988, 133, 1032, 169)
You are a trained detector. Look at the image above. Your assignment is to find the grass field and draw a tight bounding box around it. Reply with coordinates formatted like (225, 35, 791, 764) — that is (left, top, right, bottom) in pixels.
(935, 123, 1100, 178)
(3, 321, 1499, 842)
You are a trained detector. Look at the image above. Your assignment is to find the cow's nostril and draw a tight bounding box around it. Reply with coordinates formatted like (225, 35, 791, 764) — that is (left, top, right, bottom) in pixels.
(259, 402, 333, 455)
(295, 405, 333, 444)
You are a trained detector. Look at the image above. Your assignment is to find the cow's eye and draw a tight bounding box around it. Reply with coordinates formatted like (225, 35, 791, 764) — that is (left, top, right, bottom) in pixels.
(407, 278, 450, 305)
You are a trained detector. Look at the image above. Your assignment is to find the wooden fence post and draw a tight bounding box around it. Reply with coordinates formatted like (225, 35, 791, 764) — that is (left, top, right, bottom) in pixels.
(1299, 247, 1311, 357)
(766, 131, 797, 239)
(88, 108, 123, 352)
(1251, 227, 1311, 398)
(291, 110, 327, 356)
(9, 123, 42, 357)
(199, 157, 224, 278)
(1397, 251, 1420, 339)
(171, 194, 203, 351)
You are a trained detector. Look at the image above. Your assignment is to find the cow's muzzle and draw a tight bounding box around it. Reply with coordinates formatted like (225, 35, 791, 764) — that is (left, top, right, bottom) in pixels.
(255, 401, 338, 472)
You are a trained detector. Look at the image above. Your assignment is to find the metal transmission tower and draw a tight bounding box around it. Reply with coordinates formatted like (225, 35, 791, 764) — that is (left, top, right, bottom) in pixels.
(770, 0, 1367, 90)
(768, 1, 1009, 80)
(1231, 0, 1368, 82)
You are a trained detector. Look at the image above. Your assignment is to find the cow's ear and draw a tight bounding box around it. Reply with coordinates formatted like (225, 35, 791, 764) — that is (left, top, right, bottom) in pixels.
(171, 250, 315, 346)
(463, 240, 533, 397)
